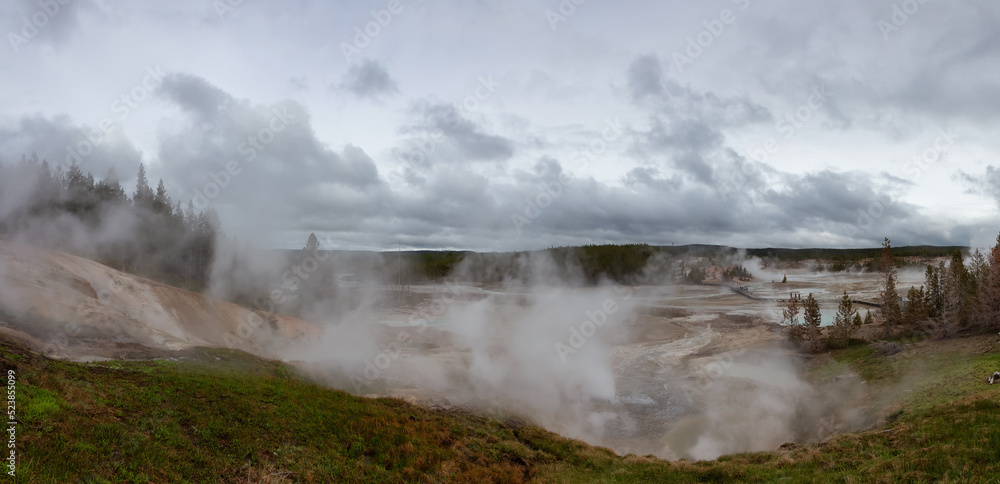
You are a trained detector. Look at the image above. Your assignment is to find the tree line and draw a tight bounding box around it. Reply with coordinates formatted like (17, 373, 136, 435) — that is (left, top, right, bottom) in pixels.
(873, 236, 1000, 339)
(0, 153, 222, 290)
(782, 235, 1000, 352)
(407, 244, 963, 286)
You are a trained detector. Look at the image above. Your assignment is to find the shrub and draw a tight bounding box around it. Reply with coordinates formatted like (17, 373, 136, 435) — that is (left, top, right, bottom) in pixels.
(872, 340, 903, 357)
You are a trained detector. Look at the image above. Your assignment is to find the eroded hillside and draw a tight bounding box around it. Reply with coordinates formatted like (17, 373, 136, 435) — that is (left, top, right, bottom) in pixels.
(0, 242, 320, 361)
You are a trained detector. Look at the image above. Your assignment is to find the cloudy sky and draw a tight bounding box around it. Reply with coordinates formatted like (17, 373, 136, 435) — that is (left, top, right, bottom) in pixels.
(1, 0, 998, 251)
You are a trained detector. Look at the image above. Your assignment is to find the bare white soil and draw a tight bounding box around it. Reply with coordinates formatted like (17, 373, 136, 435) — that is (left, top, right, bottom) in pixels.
(0, 242, 320, 361)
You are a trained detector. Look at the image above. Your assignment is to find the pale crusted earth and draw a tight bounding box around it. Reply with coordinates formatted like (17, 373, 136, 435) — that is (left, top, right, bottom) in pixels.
(0, 242, 320, 361)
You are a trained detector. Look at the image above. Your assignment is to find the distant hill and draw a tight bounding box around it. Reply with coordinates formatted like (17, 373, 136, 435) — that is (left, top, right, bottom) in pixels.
(743, 245, 968, 261)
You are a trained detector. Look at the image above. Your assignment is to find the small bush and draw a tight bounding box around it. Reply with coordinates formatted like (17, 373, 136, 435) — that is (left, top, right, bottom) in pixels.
(872, 340, 903, 357)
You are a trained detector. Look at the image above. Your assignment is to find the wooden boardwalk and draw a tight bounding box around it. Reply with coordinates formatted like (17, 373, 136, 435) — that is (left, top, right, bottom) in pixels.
(725, 284, 882, 308)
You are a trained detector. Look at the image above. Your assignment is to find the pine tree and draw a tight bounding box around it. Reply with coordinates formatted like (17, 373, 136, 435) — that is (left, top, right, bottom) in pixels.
(782, 295, 802, 341)
(62, 161, 97, 219)
(970, 250, 987, 287)
(153, 179, 172, 214)
(864, 310, 873, 326)
(942, 251, 973, 333)
(925, 264, 943, 318)
(0, 156, 228, 293)
(831, 290, 858, 348)
(967, 250, 984, 325)
(95, 167, 127, 204)
(979, 232, 1000, 330)
(203, 208, 221, 234)
(35, 159, 61, 209)
(902, 285, 926, 328)
(133, 163, 154, 207)
(172, 202, 186, 225)
(184, 200, 196, 228)
(878, 237, 902, 337)
(63, 161, 85, 197)
(802, 293, 824, 352)
(304, 232, 320, 255)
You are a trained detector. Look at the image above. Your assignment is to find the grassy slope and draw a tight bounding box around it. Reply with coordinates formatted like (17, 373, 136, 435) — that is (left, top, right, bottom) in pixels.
(4, 334, 1000, 483)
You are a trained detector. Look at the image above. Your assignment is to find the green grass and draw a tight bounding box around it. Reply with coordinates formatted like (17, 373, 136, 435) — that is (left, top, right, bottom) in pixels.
(4, 334, 1000, 482)
(20, 385, 63, 423)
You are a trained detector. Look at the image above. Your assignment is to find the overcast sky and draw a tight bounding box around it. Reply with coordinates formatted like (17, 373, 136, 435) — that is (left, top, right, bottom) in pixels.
(1, 0, 998, 251)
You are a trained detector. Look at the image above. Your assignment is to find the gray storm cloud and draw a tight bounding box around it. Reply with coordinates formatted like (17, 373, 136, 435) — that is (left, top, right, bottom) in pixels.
(1, 0, 997, 249)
